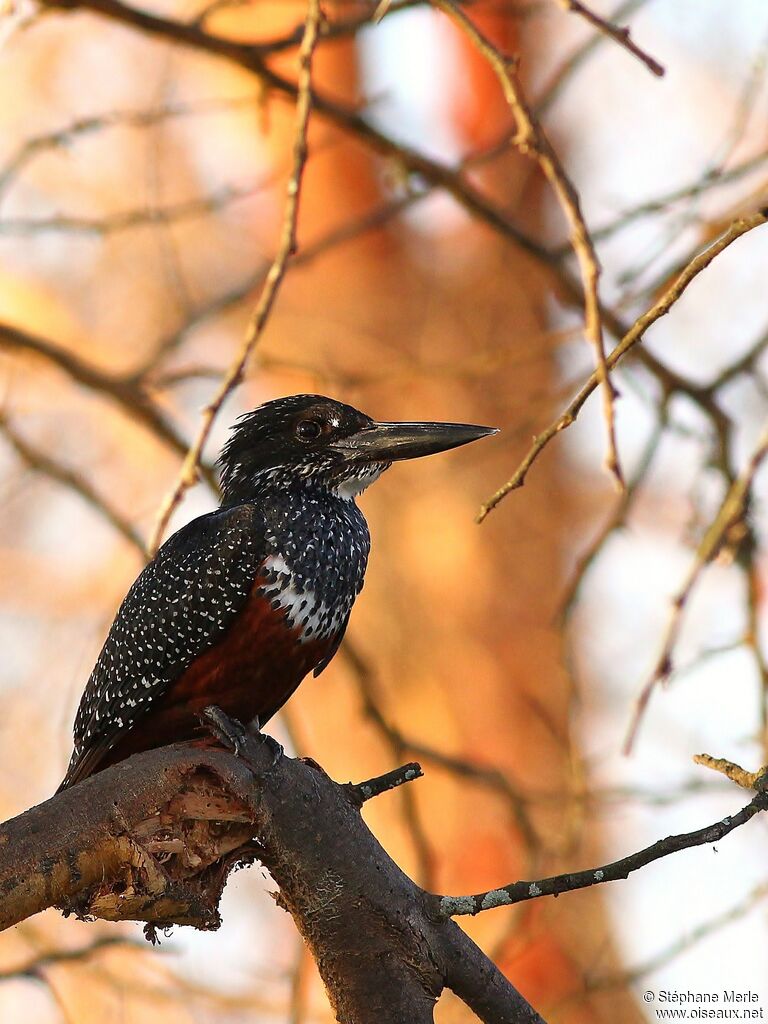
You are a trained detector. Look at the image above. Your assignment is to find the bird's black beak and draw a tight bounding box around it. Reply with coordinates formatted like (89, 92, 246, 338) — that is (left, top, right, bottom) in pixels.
(333, 420, 498, 462)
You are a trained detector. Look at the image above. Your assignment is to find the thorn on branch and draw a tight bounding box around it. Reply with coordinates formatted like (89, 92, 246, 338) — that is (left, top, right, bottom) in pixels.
(348, 762, 424, 805)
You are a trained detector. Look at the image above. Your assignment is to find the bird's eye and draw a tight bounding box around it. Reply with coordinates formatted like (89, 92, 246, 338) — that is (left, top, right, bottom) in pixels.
(295, 418, 323, 442)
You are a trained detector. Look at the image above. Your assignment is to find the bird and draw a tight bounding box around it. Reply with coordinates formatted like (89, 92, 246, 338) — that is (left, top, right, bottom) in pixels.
(57, 394, 496, 791)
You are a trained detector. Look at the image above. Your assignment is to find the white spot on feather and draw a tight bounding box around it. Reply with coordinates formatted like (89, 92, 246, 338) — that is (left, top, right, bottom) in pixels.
(261, 554, 346, 640)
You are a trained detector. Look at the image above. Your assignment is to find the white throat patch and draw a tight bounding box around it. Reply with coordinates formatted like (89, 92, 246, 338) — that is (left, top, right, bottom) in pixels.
(334, 464, 386, 501)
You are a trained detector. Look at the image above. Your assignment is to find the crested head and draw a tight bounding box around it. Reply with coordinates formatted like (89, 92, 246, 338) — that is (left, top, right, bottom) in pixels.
(218, 393, 498, 505)
(218, 395, 387, 504)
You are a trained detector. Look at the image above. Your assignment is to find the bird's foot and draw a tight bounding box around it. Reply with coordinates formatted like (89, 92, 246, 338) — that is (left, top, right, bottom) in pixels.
(200, 705, 249, 757)
(247, 714, 284, 770)
(200, 706, 283, 771)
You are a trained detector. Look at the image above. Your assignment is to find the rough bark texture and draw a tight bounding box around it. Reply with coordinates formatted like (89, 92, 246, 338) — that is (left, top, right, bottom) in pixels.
(0, 734, 544, 1024)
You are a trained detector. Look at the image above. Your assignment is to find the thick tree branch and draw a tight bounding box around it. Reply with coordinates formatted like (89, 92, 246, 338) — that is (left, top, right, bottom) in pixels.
(0, 730, 544, 1024)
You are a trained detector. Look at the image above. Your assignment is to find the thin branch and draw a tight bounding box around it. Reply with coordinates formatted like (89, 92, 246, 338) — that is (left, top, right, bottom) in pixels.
(36, 0, 747, 485)
(338, 643, 438, 886)
(342, 640, 541, 864)
(146, 0, 322, 556)
(692, 753, 768, 792)
(746, 559, 768, 750)
(143, 190, 418, 373)
(38, 0, 550, 265)
(557, 412, 665, 622)
(579, 145, 768, 250)
(195, 0, 424, 45)
(0, 321, 196, 465)
(553, 0, 664, 78)
(0, 415, 145, 555)
(348, 762, 424, 804)
(584, 879, 768, 991)
(0, 935, 148, 982)
(0, 99, 260, 200)
(536, 0, 655, 114)
(433, 0, 622, 490)
(624, 419, 768, 752)
(0, 183, 260, 236)
(700, 321, 768, 395)
(437, 788, 768, 917)
(478, 207, 768, 520)
(41, 0, 731, 477)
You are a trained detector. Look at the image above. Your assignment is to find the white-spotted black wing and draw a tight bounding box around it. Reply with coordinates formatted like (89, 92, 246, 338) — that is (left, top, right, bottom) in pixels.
(58, 503, 265, 791)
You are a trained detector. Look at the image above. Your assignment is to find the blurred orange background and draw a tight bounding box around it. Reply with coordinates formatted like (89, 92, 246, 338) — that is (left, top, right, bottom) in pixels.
(1, 0, 767, 1020)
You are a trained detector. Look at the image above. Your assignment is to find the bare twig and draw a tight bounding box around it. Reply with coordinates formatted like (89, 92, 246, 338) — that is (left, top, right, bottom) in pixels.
(37, 0, 550, 266)
(349, 762, 424, 804)
(0, 935, 148, 981)
(0, 100, 260, 200)
(746, 559, 768, 749)
(0, 321, 196, 464)
(478, 207, 768, 520)
(342, 640, 541, 864)
(536, 0, 656, 114)
(143, 191, 418, 373)
(0, 415, 145, 555)
(339, 641, 439, 888)
(433, 0, 622, 490)
(584, 879, 768, 992)
(553, 0, 664, 78)
(580, 145, 768, 250)
(0, 183, 260, 236)
(147, 0, 323, 556)
(438, 788, 768, 917)
(557, 413, 665, 622)
(693, 753, 768, 791)
(625, 419, 768, 752)
(41, 0, 718, 487)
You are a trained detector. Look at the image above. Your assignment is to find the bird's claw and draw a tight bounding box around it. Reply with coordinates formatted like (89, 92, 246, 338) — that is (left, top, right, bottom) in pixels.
(200, 705, 248, 756)
(200, 706, 283, 771)
(263, 734, 284, 769)
(247, 714, 284, 769)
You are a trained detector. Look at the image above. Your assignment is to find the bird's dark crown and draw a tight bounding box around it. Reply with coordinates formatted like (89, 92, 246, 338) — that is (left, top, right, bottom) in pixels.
(219, 395, 378, 503)
(218, 393, 498, 505)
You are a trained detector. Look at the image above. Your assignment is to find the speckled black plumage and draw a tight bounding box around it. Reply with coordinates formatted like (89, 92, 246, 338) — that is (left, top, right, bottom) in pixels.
(60, 504, 267, 789)
(58, 394, 494, 792)
(58, 396, 376, 791)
